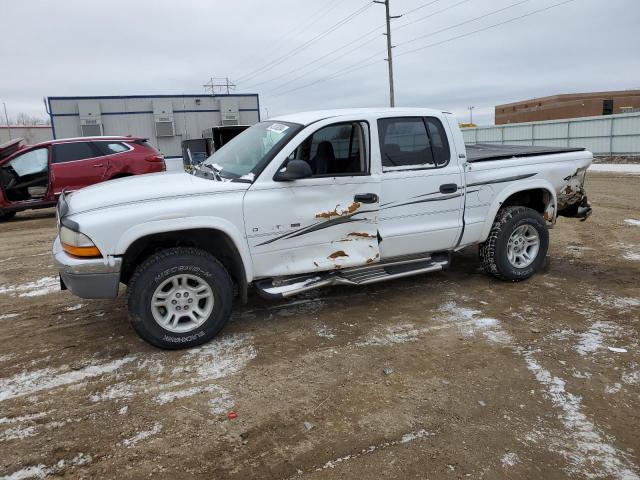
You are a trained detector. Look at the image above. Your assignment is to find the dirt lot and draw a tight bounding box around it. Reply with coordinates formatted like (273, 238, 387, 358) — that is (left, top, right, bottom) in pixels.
(1, 172, 639, 479)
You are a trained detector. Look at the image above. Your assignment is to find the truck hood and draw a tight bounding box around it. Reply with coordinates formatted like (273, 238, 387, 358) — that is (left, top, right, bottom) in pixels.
(66, 171, 249, 215)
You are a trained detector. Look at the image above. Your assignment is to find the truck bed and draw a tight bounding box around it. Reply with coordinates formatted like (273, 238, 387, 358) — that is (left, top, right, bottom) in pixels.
(466, 143, 585, 163)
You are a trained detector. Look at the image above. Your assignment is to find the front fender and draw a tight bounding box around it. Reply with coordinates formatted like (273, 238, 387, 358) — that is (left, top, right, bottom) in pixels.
(115, 216, 254, 282)
(479, 179, 557, 242)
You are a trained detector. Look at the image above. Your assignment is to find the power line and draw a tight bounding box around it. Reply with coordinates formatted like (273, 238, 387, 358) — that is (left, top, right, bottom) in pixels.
(263, 0, 576, 101)
(262, 34, 383, 94)
(246, 0, 448, 92)
(395, 0, 576, 58)
(395, 0, 473, 31)
(236, 1, 374, 84)
(396, 0, 532, 49)
(244, 24, 384, 90)
(401, 0, 442, 16)
(263, 49, 387, 99)
(238, 0, 343, 72)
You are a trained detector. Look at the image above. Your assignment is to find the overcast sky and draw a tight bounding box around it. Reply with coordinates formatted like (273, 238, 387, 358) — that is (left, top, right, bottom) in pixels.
(2, 0, 639, 125)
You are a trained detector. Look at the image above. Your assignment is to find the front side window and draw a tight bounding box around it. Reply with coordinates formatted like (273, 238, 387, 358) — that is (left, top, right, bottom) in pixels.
(8, 148, 49, 176)
(287, 121, 367, 176)
(53, 142, 99, 163)
(201, 121, 301, 179)
(378, 116, 450, 169)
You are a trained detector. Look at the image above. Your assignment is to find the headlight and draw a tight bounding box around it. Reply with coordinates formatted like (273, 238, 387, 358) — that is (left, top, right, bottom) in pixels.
(60, 226, 102, 258)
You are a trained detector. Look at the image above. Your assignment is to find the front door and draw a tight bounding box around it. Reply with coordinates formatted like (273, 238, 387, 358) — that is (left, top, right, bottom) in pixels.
(50, 141, 108, 194)
(377, 115, 464, 258)
(244, 120, 380, 279)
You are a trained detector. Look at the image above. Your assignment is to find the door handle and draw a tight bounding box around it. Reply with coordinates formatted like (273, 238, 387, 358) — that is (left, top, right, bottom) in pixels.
(93, 164, 105, 168)
(439, 183, 458, 194)
(354, 193, 378, 204)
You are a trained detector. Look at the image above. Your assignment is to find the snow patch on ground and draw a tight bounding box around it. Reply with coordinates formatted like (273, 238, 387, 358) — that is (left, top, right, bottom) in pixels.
(0, 425, 37, 441)
(65, 304, 85, 312)
(0, 276, 59, 297)
(0, 356, 136, 402)
(605, 383, 622, 394)
(209, 389, 234, 415)
(89, 383, 134, 402)
(314, 429, 432, 471)
(122, 423, 162, 447)
(575, 321, 624, 356)
(439, 302, 513, 345)
(356, 323, 451, 346)
(186, 334, 257, 380)
(523, 352, 639, 479)
(155, 384, 222, 405)
(501, 452, 520, 467)
(4, 453, 92, 480)
(314, 324, 336, 339)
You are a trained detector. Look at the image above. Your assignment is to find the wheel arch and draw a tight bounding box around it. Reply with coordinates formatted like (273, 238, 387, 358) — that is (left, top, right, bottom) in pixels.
(480, 180, 556, 242)
(117, 218, 253, 301)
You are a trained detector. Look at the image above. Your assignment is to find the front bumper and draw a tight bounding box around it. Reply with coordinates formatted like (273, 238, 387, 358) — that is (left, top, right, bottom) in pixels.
(52, 237, 122, 299)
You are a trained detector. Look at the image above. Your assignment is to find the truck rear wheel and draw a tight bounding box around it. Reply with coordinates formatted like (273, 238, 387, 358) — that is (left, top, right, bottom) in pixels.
(127, 247, 233, 349)
(479, 206, 548, 281)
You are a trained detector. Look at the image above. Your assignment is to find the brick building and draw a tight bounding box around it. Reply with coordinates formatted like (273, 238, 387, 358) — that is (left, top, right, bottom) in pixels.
(495, 90, 640, 125)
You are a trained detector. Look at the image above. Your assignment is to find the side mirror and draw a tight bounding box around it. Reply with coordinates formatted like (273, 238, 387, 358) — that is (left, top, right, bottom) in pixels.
(273, 159, 312, 181)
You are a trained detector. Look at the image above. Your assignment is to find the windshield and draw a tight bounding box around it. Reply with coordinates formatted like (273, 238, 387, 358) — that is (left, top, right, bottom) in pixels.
(200, 121, 301, 179)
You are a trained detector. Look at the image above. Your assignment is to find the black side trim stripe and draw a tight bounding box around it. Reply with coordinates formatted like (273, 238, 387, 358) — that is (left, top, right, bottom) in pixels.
(380, 192, 464, 210)
(254, 209, 377, 247)
(466, 173, 537, 188)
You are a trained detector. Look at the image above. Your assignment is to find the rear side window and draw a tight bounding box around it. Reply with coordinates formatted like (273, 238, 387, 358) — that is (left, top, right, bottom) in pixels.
(378, 116, 450, 169)
(94, 142, 130, 155)
(52, 142, 99, 163)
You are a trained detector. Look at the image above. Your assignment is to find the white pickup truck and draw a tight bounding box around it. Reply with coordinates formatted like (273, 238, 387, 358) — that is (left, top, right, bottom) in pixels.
(53, 108, 592, 348)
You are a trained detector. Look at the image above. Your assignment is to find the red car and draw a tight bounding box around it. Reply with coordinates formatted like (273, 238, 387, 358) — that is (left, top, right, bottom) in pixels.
(0, 136, 165, 221)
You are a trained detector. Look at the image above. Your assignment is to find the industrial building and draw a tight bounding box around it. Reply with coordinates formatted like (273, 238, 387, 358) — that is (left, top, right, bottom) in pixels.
(495, 90, 640, 125)
(47, 94, 260, 158)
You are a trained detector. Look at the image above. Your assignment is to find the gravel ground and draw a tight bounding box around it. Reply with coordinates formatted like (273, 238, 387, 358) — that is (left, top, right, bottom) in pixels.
(0, 172, 639, 479)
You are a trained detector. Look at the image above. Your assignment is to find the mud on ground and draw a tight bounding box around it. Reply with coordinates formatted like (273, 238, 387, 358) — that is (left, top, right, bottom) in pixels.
(0, 172, 639, 479)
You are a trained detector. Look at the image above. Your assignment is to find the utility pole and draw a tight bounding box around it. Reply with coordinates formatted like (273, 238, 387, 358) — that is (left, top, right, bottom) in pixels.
(468, 106, 475, 124)
(374, 0, 401, 107)
(2, 102, 11, 140)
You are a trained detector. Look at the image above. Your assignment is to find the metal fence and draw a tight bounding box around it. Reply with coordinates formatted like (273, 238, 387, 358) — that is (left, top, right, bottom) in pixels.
(461, 112, 640, 155)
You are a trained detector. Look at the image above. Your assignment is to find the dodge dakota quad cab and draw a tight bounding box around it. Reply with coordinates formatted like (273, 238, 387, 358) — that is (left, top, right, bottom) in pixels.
(0, 136, 165, 221)
(53, 108, 592, 349)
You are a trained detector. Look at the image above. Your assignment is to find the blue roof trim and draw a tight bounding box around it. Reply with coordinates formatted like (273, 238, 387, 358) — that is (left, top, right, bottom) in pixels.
(47, 94, 259, 100)
(51, 108, 259, 117)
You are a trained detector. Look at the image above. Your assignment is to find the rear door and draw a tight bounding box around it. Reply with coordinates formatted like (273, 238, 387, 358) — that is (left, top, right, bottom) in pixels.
(244, 119, 381, 278)
(50, 141, 108, 194)
(377, 115, 464, 258)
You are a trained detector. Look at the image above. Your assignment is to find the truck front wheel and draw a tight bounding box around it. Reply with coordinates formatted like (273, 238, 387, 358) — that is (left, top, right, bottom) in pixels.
(127, 247, 233, 349)
(479, 206, 549, 281)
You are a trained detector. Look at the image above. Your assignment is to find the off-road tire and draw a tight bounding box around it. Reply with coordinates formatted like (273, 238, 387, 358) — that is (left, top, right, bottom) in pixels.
(479, 206, 549, 281)
(0, 211, 16, 222)
(127, 247, 233, 349)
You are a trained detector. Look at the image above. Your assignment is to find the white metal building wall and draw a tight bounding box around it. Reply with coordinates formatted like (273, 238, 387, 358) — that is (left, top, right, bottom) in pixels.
(0, 126, 52, 145)
(47, 94, 260, 158)
(462, 112, 640, 155)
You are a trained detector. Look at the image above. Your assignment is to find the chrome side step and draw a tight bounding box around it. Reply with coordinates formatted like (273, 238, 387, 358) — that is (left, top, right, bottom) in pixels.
(255, 254, 449, 299)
